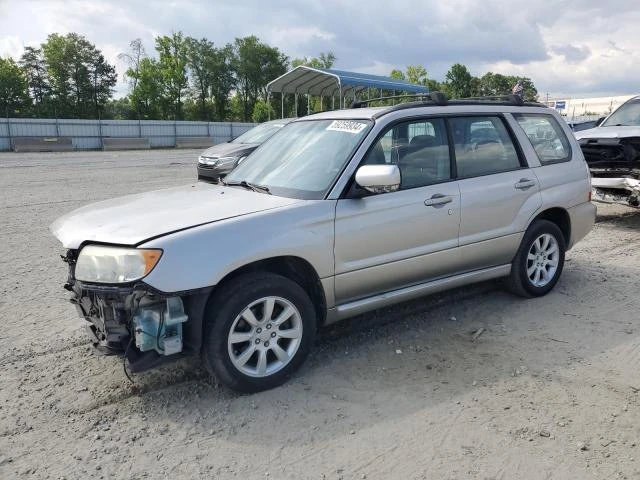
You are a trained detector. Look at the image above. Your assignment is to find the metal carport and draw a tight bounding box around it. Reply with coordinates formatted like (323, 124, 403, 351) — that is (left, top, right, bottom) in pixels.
(267, 66, 430, 117)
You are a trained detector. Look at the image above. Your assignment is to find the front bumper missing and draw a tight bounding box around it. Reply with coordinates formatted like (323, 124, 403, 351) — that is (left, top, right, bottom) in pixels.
(591, 177, 640, 208)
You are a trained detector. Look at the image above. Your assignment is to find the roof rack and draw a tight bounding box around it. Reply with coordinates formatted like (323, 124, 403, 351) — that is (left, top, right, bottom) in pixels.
(370, 92, 547, 119)
(351, 92, 446, 108)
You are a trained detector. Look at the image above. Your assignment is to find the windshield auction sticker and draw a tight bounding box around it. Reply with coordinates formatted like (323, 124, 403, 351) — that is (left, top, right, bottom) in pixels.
(326, 120, 368, 134)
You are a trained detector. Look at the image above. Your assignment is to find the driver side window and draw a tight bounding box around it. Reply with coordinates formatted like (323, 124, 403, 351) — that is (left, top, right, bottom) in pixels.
(362, 118, 451, 189)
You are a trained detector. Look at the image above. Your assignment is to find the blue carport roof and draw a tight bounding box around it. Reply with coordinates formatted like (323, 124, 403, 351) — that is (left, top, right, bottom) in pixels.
(267, 66, 429, 96)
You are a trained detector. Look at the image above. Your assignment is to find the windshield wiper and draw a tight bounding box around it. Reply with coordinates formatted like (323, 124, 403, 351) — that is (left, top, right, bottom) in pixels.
(223, 180, 271, 194)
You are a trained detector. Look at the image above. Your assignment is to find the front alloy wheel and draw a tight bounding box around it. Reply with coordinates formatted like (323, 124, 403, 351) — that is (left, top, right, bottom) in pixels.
(203, 272, 316, 393)
(227, 296, 303, 378)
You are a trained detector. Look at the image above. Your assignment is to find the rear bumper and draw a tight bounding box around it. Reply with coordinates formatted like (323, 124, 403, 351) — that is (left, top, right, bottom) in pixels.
(567, 201, 596, 249)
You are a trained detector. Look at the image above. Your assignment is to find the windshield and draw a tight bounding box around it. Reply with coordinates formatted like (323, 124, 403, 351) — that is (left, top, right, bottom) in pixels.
(225, 119, 372, 199)
(602, 99, 640, 127)
(231, 121, 287, 144)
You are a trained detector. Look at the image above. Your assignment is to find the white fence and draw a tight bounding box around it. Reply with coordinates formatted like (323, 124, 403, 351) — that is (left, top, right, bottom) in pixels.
(0, 118, 256, 151)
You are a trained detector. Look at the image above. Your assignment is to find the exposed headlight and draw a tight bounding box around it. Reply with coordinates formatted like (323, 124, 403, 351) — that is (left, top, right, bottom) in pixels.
(75, 245, 163, 284)
(198, 156, 218, 166)
(215, 156, 239, 167)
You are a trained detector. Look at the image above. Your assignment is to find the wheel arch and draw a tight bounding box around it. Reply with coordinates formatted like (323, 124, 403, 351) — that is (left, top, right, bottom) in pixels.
(204, 256, 327, 335)
(529, 207, 571, 246)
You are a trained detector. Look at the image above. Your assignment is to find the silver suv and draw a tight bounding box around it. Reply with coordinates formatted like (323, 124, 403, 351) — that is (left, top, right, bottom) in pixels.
(51, 95, 595, 392)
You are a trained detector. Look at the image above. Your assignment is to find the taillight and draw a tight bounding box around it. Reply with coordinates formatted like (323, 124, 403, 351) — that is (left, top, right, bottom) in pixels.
(588, 190, 592, 202)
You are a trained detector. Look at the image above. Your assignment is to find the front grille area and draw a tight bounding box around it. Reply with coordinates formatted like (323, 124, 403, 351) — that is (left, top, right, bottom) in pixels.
(580, 137, 640, 177)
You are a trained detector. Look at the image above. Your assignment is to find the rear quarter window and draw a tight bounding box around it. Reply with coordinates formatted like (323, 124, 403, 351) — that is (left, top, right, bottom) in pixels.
(513, 114, 571, 165)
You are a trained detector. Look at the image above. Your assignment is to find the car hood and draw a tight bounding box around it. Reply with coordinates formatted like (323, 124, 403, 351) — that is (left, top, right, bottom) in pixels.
(575, 126, 640, 140)
(200, 142, 258, 158)
(50, 183, 301, 249)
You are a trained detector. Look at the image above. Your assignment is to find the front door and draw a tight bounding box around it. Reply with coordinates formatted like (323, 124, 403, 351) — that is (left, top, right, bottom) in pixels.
(334, 117, 462, 304)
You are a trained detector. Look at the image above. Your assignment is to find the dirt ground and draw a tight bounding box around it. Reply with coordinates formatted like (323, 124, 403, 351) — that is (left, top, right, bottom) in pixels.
(1, 150, 639, 480)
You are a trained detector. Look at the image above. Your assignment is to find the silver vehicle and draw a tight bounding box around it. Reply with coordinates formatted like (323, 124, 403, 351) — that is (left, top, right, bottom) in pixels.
(197, 119, 293, 182)
(51, 94, 595, 392)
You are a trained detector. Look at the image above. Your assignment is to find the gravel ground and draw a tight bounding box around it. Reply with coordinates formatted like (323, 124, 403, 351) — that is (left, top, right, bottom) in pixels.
(1, 150, 639, 480)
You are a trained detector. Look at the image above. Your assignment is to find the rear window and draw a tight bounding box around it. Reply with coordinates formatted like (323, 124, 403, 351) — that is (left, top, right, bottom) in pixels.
(513, 114, 571, 165)
(449, 116, 521, 178)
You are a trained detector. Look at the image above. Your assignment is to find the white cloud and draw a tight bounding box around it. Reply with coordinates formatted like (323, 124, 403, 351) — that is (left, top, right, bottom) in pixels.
(0, 35, 23, 59)
(2, 0, 640, 98)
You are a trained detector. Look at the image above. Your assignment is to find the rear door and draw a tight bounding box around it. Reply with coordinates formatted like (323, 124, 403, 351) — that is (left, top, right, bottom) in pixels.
(450, 115, 542, 272)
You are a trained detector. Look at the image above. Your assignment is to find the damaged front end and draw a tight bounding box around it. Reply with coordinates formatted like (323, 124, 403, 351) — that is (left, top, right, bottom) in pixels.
(62, 249, 207, 373)
(578, 137, 640, 208)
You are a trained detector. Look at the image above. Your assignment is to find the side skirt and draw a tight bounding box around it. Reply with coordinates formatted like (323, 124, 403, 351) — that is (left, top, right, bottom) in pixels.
(325, 264, 511, 325)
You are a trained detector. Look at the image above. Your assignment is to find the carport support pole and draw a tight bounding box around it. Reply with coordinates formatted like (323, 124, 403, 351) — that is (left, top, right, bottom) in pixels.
(281, 92, 284, 119)
(6, 110, 12, 150)
(295, 93, 298, 117)
(174, 119, 178, 147)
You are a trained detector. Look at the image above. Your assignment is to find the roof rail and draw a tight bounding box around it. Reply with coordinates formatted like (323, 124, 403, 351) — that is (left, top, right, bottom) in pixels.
(372, 93, 547, 119)
(350, 93, 431, 108)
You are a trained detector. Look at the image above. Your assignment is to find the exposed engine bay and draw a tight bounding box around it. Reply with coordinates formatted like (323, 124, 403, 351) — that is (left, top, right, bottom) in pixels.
(578, 136, 640, 208)
(62, 249, 200, 373)
(575, 96, 640, 208)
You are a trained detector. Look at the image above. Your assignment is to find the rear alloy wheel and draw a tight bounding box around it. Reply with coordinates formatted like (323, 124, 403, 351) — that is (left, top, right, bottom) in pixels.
(526, 233, 560, 288)
(508, 219, 566, 297)
(203, 272, 316, 393)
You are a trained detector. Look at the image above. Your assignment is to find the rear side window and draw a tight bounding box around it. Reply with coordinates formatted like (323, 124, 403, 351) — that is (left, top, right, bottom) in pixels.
(449, 116, 521, 178)
(513, 114, 571, 165)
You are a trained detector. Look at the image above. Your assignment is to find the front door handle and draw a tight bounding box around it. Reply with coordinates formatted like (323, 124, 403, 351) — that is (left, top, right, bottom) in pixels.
(424, 194, 453, 207)
(515, 178, 536, 190)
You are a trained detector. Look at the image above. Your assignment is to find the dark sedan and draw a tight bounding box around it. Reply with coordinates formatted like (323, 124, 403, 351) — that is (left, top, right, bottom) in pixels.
(197, 119, 292, 182)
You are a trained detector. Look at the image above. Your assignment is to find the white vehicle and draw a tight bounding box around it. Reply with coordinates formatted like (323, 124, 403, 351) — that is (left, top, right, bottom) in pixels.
(575, 96, 640, 207)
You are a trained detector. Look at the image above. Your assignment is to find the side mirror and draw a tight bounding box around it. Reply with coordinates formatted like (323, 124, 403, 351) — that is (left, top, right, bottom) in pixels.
(355, 164, 401, 194)
(595, 116, 606, 127)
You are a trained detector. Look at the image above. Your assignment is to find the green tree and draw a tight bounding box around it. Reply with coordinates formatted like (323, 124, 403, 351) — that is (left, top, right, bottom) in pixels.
(89, 53, 117, 117)
(103, 97, 135, 119)
(477, 72, 537, 101)
(127, 57, 163, 119)
(291, 51, 336, 69)
(0, 57, 30, 117)
(443, 63, 474, 98)
(19, 47, 50, 116)
(210, 44, 236, 121)
(118, 38, 146, 91)
(185, 37, 217, 120)
(234, 36, 288, 121)
(252, 99, 275, 122)
(155, 32, 189, 119)
(41, 33, 116, 118)
(389, 69, 405, 80)
(406, 65, 428, 85)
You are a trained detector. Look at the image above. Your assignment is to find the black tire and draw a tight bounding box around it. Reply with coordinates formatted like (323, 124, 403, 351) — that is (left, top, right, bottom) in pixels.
(507, 219, 566, 298)
(202, 272, 316, 393)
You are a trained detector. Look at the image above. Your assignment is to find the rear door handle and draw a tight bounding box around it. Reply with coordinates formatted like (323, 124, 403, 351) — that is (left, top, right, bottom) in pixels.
(515, 178, 536, 190)
(424, 194, 453, 207)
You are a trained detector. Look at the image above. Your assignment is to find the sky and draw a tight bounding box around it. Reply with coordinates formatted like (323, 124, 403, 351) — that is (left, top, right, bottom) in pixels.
(1, 0, 639, 100)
